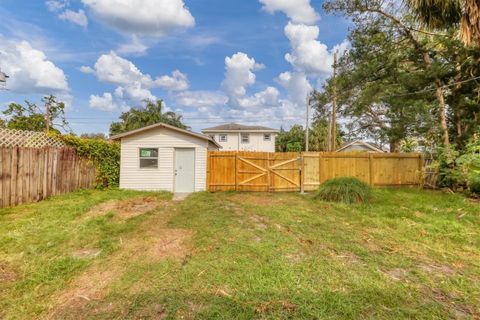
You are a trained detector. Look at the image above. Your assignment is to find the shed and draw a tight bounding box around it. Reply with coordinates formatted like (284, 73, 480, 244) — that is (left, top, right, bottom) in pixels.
(336, 140, 385, 153)
(111, 123, 220, 192)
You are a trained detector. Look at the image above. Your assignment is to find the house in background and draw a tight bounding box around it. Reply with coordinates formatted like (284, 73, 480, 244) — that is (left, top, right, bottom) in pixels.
(202, 123, 278, 152)
(336, 139, 385, 153)
(111, 123, 220, 193)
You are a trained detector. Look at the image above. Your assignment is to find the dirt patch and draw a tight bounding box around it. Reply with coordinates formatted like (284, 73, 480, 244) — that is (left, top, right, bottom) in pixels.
(249, 215, 268, 230)
(331, 251, 361, 264)
(135, 303, 168, 319)
(48, 206, 192, 319)
(382, 268, 409, 281)
(146, 229, 193, 261)
(72, 248, 102, 259)
(425, 287, 478, 319)
(86, 197, 164, 220)
(419, 263, 455, 276)
(284, 251, 306, 264)
(0, 263, 17, 282)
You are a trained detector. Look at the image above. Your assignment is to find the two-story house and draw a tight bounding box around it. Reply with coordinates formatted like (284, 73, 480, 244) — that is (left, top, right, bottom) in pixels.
(202, 123, 278, 152)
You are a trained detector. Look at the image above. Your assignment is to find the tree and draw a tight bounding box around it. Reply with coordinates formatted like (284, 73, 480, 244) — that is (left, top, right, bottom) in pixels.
(1, 95, 69, 133)
(404, 0, 480, 46)
(109, 99, 189, 136)
(275, 121, 341, 152)
(80, 133, 107, 140)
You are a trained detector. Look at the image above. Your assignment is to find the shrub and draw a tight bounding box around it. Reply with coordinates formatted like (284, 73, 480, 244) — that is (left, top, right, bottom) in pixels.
(59, 134, 121, 188)
(314, 177, 372, 204)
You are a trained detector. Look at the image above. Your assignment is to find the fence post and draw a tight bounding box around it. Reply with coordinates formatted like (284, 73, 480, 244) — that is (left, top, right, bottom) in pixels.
(235, 152, 238, 191)
(369, 153, 374, 186)
(299, 153, 304, 193)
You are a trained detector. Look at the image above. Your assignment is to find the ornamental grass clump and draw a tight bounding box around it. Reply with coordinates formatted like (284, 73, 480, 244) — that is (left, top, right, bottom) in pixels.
(315, 177, 373, 204)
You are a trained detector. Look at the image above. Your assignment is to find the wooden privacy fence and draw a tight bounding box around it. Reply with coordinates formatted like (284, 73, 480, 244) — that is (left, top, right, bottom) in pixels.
(207, 151, 424, 192)
(0, 147, 96, 208)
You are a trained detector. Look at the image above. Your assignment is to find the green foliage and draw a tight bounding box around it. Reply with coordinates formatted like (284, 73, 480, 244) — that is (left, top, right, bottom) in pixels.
(315, 177, 372, 204)
(110, 99, 188, 136)
(2, 95, 69, 133)
(60, 135, 121, 188)
(436, 133, 480, 194)
(276, 121, 342, 152)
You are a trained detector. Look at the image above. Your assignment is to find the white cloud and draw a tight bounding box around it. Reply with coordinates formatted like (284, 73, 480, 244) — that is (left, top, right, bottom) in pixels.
(84, 52, 189, 110)
(277, 71, 312, 106)
(81, 0, 195, 37)
(58, 9, 88, 28)
(0, 36, 69, 94)
(221, 52, 264, 105)
(174, 90, 228, 108)
(259, 0, 319, 24)
(89, 92, 119, 111)
(154, 70, 189, 91)
(237, 86, 280, 109)
(45, 0, 66, 12)
(117, 35, 148, 55)
(284, 22, 350, 77)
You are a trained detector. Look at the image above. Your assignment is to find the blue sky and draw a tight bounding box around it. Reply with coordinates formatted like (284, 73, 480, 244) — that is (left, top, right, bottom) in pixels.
(0, 0, 349, 134)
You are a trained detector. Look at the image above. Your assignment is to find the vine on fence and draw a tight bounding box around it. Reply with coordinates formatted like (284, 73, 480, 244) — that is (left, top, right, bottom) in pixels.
(59, 135, 120, 188)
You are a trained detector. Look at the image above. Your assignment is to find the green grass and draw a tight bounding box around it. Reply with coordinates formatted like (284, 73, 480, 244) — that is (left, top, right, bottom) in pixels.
(0, 188, 479, 319)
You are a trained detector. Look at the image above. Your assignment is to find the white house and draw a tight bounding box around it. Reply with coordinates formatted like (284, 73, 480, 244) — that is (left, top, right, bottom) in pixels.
(202, 123, 278, 152)
(111, 123, 220, 193)
(336, 140, 385, 153)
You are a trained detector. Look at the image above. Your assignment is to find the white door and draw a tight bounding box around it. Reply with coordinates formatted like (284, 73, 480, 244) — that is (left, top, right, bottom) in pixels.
(174, 148, 195, 192)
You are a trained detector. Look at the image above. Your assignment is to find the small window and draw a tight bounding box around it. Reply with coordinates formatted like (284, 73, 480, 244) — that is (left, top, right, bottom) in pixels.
(264, 134, 271, 141)
(139, 148, 158, 168)
(241, 133, 249, 144)
(219, 134, 228, 142)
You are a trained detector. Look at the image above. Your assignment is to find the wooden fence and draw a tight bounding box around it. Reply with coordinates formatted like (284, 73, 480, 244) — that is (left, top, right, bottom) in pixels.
(0, 147, 96, 208)
(207, 151, 424, 192)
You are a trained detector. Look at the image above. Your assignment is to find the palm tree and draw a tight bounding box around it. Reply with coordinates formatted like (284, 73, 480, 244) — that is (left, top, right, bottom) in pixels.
(405, 0, 480, 46)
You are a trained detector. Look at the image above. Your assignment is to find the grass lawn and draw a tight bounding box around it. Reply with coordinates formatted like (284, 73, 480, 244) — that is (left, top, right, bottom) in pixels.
(0, 188, 479, 319)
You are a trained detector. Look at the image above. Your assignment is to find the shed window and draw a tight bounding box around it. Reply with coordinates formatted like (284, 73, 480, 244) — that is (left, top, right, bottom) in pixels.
(241, 133, 250, 144)
(219, 134, 228, 142)
(139, 148, 158, 168)
(264, 134, 271, 141)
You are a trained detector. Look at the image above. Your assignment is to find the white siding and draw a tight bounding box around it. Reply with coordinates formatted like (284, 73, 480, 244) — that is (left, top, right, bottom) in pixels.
(209, 132, 276, 152)
(119, 127, 209, 192)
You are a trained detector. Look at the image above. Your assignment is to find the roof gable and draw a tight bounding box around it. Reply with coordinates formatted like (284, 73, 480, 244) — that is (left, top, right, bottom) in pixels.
(110, 122, 221, 148)
(336, 140, 385, 153)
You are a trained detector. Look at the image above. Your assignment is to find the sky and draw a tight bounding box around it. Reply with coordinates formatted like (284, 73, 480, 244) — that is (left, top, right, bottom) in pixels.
(0, 0, 350, 134)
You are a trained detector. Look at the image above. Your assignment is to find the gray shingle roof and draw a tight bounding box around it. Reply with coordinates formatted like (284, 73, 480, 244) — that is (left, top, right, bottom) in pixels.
(202, 123, 278, 132)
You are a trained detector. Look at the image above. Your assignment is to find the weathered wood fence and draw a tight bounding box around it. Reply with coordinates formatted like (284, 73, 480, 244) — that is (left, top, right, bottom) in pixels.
(0, 147, 96, 208)
(207, 151, 423, 192)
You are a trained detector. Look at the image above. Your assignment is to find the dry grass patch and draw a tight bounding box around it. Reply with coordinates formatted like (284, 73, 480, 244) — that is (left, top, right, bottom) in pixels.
(86, 196, 165, 220)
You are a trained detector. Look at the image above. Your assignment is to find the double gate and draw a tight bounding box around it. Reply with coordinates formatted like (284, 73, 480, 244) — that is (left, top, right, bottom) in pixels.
(207, 151, 424, 192)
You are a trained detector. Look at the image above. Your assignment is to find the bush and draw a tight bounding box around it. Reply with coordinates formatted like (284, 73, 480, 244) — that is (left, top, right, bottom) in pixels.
(59, 134, 121, 188)
(314, 177, 372, 204)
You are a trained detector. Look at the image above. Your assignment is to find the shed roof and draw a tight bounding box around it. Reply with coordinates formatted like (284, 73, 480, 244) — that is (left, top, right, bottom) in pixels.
(202, 122, 278, 132)
(110, 122, 221, 148)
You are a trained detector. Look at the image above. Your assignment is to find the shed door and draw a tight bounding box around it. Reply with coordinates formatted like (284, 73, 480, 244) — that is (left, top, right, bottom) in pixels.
(174, 148, 195, 192)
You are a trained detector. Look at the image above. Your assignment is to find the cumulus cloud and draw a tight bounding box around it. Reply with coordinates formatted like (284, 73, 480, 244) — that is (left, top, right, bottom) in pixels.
(58, 9, 88, 28)
(89, 92, 119, 111)
(221, 52, 264, 105)
(116, 35, 148, 55)
(81, 0, 195, 37)
(84, 52, 189, 111)
(284, 22, 350, 77)
(237, 86, 280, 109)
(277, 71, 312, 106)
(0, 36, 69, 94)
(174, 90, 227, 108)
(259, 0, 319, 24)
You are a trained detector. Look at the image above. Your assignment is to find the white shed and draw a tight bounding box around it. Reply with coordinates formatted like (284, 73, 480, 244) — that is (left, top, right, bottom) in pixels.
(111, 123, 220, 192)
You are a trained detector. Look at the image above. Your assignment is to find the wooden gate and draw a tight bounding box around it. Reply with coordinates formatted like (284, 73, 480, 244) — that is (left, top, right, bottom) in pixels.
(207, 151, 424, 192)
(208, 151, 301, 192)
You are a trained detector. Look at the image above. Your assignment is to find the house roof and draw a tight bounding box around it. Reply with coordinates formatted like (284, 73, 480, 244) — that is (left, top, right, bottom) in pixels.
(336, 139, 385, 153)
(110, 122, 221, 148)
(202, 122, 278, 133)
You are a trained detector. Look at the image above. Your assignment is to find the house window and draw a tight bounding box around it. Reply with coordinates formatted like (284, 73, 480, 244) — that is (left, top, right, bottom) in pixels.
(139, 148, 158, 168)
(219, 134, 228, 142)
(264, 134, 271, 141)
(241, 133, 249, 144)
